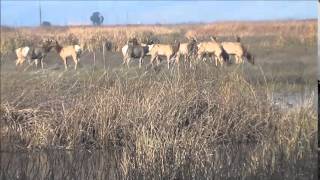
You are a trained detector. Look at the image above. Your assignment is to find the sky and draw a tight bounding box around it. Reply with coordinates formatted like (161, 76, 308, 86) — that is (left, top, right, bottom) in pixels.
(1, 1, 318, 26)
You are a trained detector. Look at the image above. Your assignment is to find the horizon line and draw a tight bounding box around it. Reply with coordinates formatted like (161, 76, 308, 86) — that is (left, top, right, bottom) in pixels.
(1, 18, 317, 28)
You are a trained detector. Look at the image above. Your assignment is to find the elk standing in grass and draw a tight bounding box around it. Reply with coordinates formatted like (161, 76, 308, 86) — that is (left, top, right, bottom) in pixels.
(197, 39, 229, 67)
(122, 38, 154, 68)
(15, 39, 55, 69)
(176, 38, 198, 68)
(15, 46, 30, 67)
(149, 40, 180, 69)
(54, 40, 82, 70)
(221, 37, 255, 65)
(122, 42, 154, 58)
(124, 44, 146, 68)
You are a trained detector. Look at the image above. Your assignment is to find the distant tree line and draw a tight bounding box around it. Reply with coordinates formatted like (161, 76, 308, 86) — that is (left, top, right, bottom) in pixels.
(39, 11, 105, 26)
(41, 21, 51, 27)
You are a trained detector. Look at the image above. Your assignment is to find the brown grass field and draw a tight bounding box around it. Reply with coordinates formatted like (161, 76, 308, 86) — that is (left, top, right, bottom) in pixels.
(0, 19, 317, 179)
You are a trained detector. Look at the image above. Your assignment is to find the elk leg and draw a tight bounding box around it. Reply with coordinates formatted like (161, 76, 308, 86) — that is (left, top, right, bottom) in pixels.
(173, 53, 179, 66)
(77, 54, 81, 63)
(203, 54, 207, 62)
(189, 55, 193, 68)
(35, 59, 39, 68)
(210, 55, 216, 66)
(217, 56, 222, 67)
(40, 58, 44, 69)
(139, 57, 143, 69)
(156, 56, 160, 66)
(72, 54, 78, 70)
(215, 55, 220, 67)
(126, 58, 131, 68)
(75, 60, 78, 70)
(187, 54, 192, 68)
(183, 54, 187, 69)
(15, 58, 20, 66)
(149, 56, 154, 67)
(219, 56, 223, 66)
(240, 56, 244, 64)
(198, 53, 203, 62)
(235, 56, 240, 64)
(27, 59, 32, 65)
(63, 58, 68, 70)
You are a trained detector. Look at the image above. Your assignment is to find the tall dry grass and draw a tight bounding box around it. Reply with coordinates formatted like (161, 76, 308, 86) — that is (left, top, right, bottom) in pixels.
(0, 20, 317, 178)
(0, 65, 317, 178)
(1, 19, 316, 56)
(0, 66, 316, 149)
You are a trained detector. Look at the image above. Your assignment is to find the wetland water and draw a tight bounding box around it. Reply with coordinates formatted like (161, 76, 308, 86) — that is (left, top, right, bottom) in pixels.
(271, 88, 317, 109)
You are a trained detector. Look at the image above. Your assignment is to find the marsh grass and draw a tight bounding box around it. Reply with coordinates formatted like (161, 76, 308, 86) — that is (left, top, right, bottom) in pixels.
(1, 65, 315, 147)
(0, 20, 317, 179)
(0, 65, 317, 179)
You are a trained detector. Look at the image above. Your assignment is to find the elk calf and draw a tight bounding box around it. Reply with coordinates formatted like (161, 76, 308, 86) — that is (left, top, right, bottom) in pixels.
(15, 39, 55, 69)
(221, 42, 255, 65)
(197, 41, 228, 67)
(149, 41, 180, 69)
(54, 40, 82, 70)
(176, 38, 198, 68)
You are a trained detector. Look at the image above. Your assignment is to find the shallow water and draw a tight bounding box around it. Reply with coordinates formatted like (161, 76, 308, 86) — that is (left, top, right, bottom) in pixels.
(0, 143, 317, 180)
(271, 88, 316, 110)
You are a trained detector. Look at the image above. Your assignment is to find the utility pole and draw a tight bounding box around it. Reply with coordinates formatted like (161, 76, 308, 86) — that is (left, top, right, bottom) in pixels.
(39, 0, 42, 26)
(126, 12, 128, 24)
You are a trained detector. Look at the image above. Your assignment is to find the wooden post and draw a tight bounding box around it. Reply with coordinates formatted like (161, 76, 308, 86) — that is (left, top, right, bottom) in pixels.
(93, 51, 96, 70)
(102, 42, 106, 70)
(39, 0, 42, 26)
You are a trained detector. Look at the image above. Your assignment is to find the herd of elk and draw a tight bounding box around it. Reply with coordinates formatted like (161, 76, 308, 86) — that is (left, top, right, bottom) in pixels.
(15, 39, 55, 69)
(121, 36, 254, 69)
(14, 35, 254, 71)
(15, 39, 83, 70)
(53, 40, 82, 70)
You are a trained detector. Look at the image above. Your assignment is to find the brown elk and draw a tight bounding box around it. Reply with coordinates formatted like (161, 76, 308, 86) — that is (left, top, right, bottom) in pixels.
(149, 40, 180, 69)
(54, 40, 82, 70)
